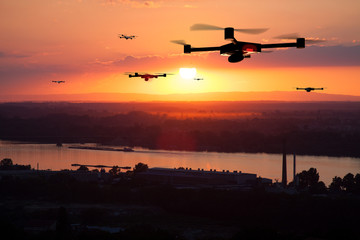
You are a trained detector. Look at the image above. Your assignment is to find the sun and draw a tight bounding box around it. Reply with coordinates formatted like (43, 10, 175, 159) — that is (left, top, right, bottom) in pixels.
(179, 68, 197, 79)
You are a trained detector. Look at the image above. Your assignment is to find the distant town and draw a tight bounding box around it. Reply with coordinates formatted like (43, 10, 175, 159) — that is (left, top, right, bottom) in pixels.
(1, 157, 359, 239)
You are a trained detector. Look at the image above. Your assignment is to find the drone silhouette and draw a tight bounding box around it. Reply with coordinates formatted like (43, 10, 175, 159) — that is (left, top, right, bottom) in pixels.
(118, 34, 137, 40)
(172, 23, 310, 63)
(52, 80, 65, 84)
(194, 78, 204, 81)
(296, 87, 324, 92)
(125, 72, 172, 81)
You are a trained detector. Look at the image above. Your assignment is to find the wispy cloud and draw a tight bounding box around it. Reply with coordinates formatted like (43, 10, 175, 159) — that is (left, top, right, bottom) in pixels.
(100, 0, 197, 8)
(2, 45, 359, 88)
(101, 0, 160, 8)
(0, 51, 31, 58)
(96, 45, 360, 69)
(255, 45, 360, 67)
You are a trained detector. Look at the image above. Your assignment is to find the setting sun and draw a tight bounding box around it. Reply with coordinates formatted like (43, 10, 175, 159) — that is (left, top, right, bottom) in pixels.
(179, 68, 197, 79)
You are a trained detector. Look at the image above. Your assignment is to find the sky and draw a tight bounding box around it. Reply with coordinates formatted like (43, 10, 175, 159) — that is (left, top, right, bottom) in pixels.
(1, 0, 360, 101)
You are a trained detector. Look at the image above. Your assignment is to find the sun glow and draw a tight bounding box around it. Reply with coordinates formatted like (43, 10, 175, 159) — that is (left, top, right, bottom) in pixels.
(179, 68, 197, 79)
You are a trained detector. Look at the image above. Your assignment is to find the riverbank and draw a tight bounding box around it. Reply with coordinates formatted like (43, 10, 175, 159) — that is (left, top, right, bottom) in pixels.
(1, 141, 360, 186)
(68, 145, 134, 152)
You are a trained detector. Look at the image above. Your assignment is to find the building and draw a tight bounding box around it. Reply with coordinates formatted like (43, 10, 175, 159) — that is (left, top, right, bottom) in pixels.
(137, 167, 271, 189)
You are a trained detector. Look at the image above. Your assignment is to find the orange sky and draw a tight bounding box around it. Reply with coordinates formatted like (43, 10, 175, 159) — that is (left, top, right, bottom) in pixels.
(1, 0, 360, 101)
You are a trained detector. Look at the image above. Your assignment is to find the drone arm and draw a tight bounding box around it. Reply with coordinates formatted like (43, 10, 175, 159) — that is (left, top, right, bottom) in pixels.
(184, 45, 221, 53)
(262, 43, 297, 48)
(262, 38, 305, 49)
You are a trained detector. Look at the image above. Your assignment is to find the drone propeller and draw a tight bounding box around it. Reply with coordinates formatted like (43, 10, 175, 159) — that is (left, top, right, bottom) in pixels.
(190, 23, 268, 34)
(170, 40, 188, 45)
(274, 33, 326, 44)
(154, 73, 174, 76)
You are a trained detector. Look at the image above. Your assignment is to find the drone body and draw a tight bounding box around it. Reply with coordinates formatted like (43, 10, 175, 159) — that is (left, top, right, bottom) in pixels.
(52, 80, 65, 84)
(296, 87, 324, 92)
(176, 24, 305, 63)
(118, 34, 137, 40)
(127, 72, 169, 81)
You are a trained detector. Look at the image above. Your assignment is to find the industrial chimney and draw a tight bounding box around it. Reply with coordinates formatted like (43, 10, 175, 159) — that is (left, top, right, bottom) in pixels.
(293, 152, 299, 186)
(293, 153, 296, 182)
(282, 140, 287, 186)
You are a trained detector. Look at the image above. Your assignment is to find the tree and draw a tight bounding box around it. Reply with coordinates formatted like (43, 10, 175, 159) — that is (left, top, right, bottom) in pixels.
(342, 173, 355, 193)
(77, 165, 89, 171)
(297, 168, 320, 190)
(354, 173, 360, 193)
(310, 181, 327, 194)
(109, 166, 120, 176)
(329, 176, 343, 192)
(0, 158, 13, 167)
(133, 162, 148, 174)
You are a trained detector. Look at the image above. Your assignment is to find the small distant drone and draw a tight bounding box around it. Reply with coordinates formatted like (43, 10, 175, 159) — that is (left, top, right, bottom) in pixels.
(296, 87, 324, 92)
(125, 72, 172, 81)
(194, 78, 204, 81)
(52, 80, 65, 84)
(118, 34, 137, 40)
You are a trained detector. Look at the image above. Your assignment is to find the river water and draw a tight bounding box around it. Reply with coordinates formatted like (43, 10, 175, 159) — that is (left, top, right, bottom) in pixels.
(1, 141, 359, 186)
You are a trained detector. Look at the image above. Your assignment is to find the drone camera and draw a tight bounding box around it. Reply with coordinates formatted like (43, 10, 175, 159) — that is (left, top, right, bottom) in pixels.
(228, 53, 244, 63)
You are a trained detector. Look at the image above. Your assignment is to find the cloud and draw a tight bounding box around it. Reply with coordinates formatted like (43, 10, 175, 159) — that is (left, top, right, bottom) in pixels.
(252, 45, 360, 67)
(1, 45, 359, 89)
(101, 0, 160, 8)
(0, 63, 81, 83)
(100, 0, 197, 8)
(0, 51, 31, 58)
(95, 45, 360, 70)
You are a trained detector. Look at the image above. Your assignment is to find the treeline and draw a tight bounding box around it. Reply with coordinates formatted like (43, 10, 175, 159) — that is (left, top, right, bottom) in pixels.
(1, 107, 360, 157)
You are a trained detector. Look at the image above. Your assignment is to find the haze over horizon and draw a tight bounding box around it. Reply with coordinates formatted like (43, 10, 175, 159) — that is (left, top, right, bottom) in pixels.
(2, 91, 360, 103)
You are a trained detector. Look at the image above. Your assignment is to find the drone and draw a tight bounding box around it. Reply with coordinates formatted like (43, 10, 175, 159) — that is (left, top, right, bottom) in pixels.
(52, 80, 65, 84)
(118, 34, 137, 40)
(125, 72, 172, 81)
(172, 23, 308, 63)
(194, 78, 204, 81)
(296, 87, 324, 92)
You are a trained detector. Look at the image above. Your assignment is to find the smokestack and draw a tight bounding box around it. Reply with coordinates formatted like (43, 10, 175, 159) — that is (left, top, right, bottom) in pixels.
(293, 153, 296, 182)
(282, 140, 287, 186)
(293, 153, 299, 186)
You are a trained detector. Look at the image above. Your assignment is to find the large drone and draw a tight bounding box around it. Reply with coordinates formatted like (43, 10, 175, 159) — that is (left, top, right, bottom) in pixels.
(173, 24, 306, 63)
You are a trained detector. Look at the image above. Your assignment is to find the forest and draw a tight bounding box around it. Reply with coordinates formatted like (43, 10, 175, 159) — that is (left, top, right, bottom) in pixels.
(1, 101, 360, 157)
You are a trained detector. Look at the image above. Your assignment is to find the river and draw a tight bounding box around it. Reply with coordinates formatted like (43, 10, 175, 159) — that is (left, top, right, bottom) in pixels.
(1, 141, 359, 185)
